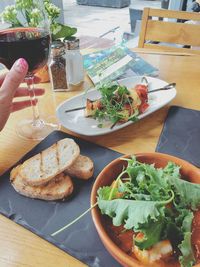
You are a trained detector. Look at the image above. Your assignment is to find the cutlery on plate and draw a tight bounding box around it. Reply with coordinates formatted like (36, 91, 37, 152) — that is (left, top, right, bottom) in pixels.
(148, 83, 176, 94)
(65, 106, 86, 113)
(64, 83, 176, 113)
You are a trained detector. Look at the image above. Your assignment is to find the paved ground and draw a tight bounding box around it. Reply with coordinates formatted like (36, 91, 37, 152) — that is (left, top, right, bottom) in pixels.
(63, 0, 161, 40)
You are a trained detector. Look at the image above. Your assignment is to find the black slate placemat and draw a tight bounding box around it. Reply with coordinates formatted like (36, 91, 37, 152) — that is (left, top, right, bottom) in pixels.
(0, 131, 122, 267)
(156, 106, 200, 167)
(3, 106, 199, 267)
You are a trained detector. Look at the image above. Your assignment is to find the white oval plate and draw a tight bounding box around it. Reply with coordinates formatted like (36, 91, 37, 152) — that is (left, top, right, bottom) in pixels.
(56, 76, 176, 136)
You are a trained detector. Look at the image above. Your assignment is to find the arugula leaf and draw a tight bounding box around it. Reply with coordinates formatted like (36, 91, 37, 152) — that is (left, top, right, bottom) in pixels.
(97, 83, 118, 101)
(178, 211, 195, 267)
(117, 85, 129, 97)
(169, 176, 200, 210)
(94, 84, 140, 126)
(97, 197, 171, 230)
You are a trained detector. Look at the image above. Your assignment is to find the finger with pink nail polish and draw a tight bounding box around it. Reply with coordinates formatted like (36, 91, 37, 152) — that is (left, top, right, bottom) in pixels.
(13, 58, 28, 74)
(0, 59, 28, 100)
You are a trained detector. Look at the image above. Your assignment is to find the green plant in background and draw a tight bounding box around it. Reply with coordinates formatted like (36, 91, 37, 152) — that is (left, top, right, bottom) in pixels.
(0, 0, 77, 41)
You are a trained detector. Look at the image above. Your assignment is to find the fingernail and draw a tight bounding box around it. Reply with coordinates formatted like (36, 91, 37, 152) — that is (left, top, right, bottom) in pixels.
(32, 99, 38, 105)
(14, 58, 28, 73)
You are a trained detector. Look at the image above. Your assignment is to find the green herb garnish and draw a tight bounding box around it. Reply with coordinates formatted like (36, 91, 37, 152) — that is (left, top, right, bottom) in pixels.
(94, 83, 139, 127)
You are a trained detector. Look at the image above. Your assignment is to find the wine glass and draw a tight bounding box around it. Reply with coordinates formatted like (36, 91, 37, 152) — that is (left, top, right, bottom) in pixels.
(0, 0, 59, 140)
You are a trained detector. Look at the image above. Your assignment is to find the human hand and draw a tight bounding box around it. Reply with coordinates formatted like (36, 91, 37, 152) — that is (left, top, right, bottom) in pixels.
(0, 58, 45, 131)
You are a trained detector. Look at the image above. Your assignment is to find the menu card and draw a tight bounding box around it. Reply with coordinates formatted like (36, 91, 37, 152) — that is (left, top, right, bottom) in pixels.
(83, 45, 158, 85)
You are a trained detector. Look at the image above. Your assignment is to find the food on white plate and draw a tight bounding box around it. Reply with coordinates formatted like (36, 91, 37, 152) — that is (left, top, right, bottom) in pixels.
(10, 138, 94, 201)
(97, 156, 200, 267)
(18, 138, 80, 186)
(84, 83, 149, 127)
(65, 155, 94, 180)
(10, 165, 73, 201)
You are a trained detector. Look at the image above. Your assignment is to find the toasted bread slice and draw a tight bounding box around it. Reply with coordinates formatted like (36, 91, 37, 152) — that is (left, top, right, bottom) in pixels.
(65, 155, 94, 180)
(10, 165, 74, 201)
(18, 138, 80, 186)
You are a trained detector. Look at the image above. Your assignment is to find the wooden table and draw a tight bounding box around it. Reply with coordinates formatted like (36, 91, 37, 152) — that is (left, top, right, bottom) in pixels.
(0, 50, 200, 267)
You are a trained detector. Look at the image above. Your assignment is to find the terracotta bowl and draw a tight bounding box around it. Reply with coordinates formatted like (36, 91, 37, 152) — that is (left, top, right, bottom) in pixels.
(91, 152, 200, 267)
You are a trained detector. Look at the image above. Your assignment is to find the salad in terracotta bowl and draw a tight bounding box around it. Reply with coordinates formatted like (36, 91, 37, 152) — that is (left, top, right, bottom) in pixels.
(91, 153, 200, 267)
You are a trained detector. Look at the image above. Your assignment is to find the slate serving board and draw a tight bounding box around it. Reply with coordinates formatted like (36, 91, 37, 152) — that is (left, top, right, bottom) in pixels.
(156, 106, 200, 167)
(0, 131, 122, 267)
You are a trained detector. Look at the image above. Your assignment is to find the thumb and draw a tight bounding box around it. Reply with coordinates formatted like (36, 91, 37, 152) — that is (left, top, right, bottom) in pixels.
(0, 58, 28, 103)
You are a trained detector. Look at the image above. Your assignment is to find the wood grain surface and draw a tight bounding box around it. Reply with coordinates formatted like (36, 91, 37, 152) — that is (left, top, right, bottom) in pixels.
(0, 50, 200, 267)
(138, 8, 200, 54)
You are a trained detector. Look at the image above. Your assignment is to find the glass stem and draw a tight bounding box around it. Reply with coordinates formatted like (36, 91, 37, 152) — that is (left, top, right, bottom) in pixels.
(25, 75, 41, 127)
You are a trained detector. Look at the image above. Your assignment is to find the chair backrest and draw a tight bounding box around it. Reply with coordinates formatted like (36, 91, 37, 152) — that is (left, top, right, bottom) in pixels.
(138, 8, 200, 54)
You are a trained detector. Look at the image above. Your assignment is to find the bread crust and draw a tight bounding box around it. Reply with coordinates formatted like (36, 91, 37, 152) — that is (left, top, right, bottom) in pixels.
(9, 139, 95, 201)
(65, 155, 94, 180)
(10, 166, 74, 201)
(19, 138, 80, 186)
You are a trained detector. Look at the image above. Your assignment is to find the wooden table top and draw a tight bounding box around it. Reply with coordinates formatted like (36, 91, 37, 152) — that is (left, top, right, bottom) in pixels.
(0, 50, 200, 267)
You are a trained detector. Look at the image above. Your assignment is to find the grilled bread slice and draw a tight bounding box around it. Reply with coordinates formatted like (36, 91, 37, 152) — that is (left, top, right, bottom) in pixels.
(18, 138, 80, 186)
(65, 155, 94, 180)
(10, 165, 74, 201)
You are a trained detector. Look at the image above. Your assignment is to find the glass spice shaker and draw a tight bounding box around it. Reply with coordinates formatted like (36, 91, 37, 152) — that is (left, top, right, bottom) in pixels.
(49, 41, 68, 91)
(64, 37, 84, 85)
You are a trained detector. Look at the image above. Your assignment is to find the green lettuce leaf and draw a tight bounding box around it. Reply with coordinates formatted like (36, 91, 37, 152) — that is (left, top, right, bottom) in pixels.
(165, 220, 183, 247)
(124, 157, 172, 201)
(178, 211, 195, 267)
(163, 161, 181, 178)
(97, 196, 169, 230)
(97, 186, 118, 200)
(134, 219, 165, 249)
(170, 176, 200, 210)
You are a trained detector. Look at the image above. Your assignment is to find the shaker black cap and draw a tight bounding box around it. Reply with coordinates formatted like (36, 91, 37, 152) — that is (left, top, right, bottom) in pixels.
(64, 37, 80, 50)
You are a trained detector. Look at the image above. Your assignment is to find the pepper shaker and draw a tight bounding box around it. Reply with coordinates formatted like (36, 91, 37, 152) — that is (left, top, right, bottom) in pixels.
(64, 37, 84, 85)
(49, 41, 68, 91)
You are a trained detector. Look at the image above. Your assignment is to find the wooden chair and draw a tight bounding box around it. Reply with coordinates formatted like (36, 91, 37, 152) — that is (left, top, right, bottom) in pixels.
(138, 8, 200, 54)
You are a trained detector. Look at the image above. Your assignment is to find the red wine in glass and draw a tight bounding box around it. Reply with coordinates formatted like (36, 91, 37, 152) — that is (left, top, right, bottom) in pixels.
(0, 27, 50, 73)
(0, 0, 59, 140)
(0, 27, 55, 140)
(0, 27, 60, 139)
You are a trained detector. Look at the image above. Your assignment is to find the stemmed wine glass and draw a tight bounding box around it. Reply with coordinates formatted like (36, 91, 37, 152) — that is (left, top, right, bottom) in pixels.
(0, 0, 59, 140)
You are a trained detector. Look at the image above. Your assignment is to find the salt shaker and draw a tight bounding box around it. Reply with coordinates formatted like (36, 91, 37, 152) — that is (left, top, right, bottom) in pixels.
(49, 41, 68, 91)
(65, 37, 84, 85)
